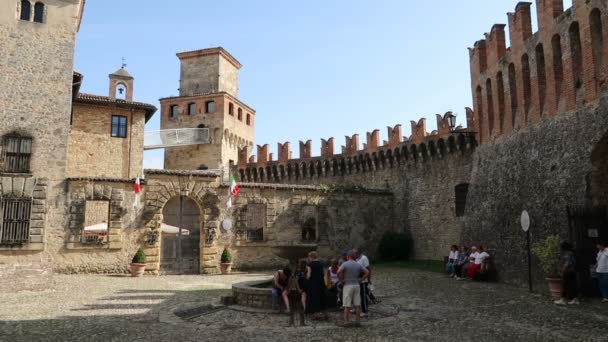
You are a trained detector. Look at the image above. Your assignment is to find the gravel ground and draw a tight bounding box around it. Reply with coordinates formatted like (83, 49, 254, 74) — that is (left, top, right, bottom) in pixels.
(1, 267, 607, 342)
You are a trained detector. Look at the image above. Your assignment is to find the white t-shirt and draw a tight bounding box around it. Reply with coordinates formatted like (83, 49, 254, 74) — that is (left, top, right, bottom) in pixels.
(469, 251, 480, 262)
(448, 250, 459, 261)
(597, 248, 608, 273)
(357, 255, 370, 283)
(474, 251, 490, 265)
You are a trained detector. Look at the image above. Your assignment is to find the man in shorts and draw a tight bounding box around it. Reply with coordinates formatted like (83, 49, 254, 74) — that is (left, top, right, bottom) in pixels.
(338, 250, 370, 327)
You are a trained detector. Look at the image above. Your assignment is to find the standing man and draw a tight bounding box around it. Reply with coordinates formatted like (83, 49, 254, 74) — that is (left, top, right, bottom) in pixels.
(595, 242, 608, 303)
(354, 247, 371, 316)
(338, 250, 369, 327)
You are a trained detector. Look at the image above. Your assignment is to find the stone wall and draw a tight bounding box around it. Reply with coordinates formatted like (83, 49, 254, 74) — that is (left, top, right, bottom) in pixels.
(226, 185, 394, 270)
(463, 96, 608, 288)
(0, 0, 81, 262)
(68, 103, 146, 179)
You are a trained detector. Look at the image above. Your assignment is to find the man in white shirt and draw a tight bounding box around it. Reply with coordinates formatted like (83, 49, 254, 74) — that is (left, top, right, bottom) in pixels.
(596, 242, 608, 302)
(354, 248, 370, 316)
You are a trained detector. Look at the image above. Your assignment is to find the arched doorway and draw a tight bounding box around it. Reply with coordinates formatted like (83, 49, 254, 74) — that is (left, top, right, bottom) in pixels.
(160, 196, 201, 274)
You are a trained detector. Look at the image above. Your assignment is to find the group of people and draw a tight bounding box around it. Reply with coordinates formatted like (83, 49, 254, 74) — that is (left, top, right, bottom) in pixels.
(272, 248, 373, 327)
(445, 245, 491, 280)
(554, 241, 608, 305)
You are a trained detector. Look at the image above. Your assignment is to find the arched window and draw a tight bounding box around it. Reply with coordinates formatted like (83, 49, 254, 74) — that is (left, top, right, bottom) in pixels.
(569, 22, 583, 91)
(590, 9, 604, 91)
(205, 100, 215, 113)
(486, 79, 494, 137)
(20, 1, 31, 21)
(228, 102, 234, 115)
(115, 83, 127, 100)
(237, 108, 243, 121)
(521, 54, 532, 121)
(496, 72, 505, 132)
(552, 35, 564, 104)
(246, 114, 251, 126)
(197, 124, 206, 129)
(508, 63, 518, 128)
(33, 2, 44, 23)
(476, 86, 484, 143)
(536, 44, 547, 115)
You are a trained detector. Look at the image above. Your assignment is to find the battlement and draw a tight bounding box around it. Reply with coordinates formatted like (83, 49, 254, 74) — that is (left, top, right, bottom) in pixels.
(237, 112, 476, 183)
(469, 0, 607, 144)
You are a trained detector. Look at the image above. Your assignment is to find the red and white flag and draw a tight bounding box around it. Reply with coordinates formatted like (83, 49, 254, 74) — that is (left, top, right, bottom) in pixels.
(133, 177, 141, 208)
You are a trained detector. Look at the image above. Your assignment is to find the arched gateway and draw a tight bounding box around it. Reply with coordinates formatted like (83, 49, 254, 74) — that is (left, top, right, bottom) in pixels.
(160, 196, 202, 274)
(142, 172, 222, 275)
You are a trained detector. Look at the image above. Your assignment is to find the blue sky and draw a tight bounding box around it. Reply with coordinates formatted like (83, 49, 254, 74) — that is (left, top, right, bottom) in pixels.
(74, 0, 574, 169)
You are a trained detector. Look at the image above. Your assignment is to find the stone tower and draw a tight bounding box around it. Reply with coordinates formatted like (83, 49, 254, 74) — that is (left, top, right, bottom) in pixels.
(160, 47, 255, 171)
(0, 0, 84, 251)
(0, 0, 84, 180)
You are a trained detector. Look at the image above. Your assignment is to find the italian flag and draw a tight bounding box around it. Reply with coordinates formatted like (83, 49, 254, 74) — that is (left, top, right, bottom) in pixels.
(229, 175, 240, 196)
(226, 174, 240, 209)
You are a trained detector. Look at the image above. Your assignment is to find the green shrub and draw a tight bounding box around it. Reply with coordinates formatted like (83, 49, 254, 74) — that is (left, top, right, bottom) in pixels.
(131, 247, 146, 264)
(377, 232, 412, 261)
(221, 248, 233, 263)
(532, 234, 561, 277)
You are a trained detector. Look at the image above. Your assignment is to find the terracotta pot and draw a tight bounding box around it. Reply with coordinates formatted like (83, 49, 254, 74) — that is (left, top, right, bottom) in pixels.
(545, 277, 562, 299)
(130, 263, 146, 277)
(220, 263, 232, 274)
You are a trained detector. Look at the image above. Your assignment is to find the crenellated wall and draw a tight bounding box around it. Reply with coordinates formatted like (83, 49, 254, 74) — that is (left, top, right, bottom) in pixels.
(235, 112, 476, 259)
(237, 112, 473, 185)
(469, 0, 608, 144)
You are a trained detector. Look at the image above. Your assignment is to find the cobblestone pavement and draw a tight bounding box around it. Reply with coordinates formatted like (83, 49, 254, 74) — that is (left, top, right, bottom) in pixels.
(1, 267, 608, 342)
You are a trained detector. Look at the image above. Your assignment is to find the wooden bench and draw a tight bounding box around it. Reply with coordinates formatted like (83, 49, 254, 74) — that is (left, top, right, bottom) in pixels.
(473, 255, 496, 281)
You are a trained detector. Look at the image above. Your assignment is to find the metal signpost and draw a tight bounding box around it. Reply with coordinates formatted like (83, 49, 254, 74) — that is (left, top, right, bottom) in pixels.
(521, 210, 532, 292)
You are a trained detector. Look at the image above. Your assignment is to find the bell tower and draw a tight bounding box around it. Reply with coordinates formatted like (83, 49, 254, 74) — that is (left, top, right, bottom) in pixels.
(109, 64, 134, 101)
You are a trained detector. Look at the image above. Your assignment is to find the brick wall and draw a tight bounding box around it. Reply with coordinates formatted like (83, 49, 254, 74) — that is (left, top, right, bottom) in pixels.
(68, 103, 146, 179)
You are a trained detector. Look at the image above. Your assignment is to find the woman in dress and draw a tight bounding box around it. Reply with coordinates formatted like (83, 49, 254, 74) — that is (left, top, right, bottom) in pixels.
(306, 251, 326, 318)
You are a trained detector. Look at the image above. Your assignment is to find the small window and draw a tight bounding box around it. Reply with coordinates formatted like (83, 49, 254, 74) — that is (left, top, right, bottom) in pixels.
(111, 116, 128, 138)
(237, 108, 243, 121)
(240, 203, 265, 241)
(33, 2, 44, 23)
(246, 114, 251, 126)
(455, 183, 469, 217)
(2, 134, 32, 173)
(20, 1, 31, 21)
(205, 101, 215, 113)
(228, 103, 234, 115)
(0, 197, 32, 245)
(188, 103, 196, 115)
(82, 201, 109, 244)
(170, 105, 179, 118)
(197, 124, 206, 129)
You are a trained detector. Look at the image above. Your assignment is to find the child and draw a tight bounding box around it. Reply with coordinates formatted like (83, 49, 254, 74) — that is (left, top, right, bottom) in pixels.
(286, 272, 306, 326)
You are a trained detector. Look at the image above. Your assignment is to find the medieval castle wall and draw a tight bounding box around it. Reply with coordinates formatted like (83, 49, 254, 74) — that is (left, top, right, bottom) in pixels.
(463, 0, 608, 288)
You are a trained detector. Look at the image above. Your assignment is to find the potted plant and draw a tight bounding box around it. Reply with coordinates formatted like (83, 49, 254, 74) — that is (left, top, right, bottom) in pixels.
(220, 247, 233, 274)
(130, 247, 147, 277)
(532, 234, 562, 298)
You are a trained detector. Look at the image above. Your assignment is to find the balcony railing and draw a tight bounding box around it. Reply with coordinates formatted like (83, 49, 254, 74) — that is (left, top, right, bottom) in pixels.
(144, 128, 210, 150)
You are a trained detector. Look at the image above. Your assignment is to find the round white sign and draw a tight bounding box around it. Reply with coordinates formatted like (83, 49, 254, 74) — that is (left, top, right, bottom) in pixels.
(222, 218, 233, 231)
(521, 210, 530, 232)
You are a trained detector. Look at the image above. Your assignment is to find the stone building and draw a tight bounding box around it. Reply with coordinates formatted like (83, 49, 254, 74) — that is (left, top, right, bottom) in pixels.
(1, 0, 607, 294)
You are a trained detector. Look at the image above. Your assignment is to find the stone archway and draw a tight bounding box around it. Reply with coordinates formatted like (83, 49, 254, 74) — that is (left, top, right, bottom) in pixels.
(160, 196, 202, 274)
